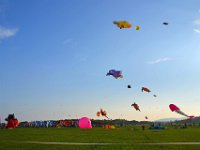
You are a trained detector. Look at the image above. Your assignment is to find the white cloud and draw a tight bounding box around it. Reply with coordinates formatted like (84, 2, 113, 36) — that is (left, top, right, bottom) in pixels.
(63, 38, 78, 49)
(193, 29, 200, 34)
(79, 57, 87, 62)
(0, 26, 18, 40)
(148, 57, 172, 64)
(74, 53, 88, 63)
(193, 19, 200, 25)
(63, 38, 73, 45)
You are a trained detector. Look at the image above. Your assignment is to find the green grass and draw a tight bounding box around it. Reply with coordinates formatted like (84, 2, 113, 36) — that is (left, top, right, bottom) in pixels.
(1, 126, 200, 149)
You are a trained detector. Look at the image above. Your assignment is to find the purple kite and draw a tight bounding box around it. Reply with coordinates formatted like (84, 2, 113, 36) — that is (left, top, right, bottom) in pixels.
(169, 104, 195, 119)
(106, 69, 123, 79)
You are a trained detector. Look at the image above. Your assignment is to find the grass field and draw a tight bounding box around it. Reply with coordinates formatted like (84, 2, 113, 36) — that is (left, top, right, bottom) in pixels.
(1, 126, 200, 150)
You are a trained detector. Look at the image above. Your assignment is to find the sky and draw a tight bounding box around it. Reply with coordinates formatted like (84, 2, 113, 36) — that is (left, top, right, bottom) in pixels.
(0, 0, 200, 122)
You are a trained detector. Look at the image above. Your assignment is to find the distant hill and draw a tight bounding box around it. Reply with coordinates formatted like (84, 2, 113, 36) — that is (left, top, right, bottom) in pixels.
(154, 116, 200, 124)
(154, 117, 186, 122)
(175, 116, 200, 124)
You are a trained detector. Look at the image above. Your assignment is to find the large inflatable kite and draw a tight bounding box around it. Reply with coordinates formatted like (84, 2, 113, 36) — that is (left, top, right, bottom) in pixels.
(97, 108, 110, 119)
(106, 69, 123, 79)
(5, 114, 19, 129)
(113, 21, 131, 29)
(131, 102, 140, 111)
(169, 104, 195, 119)
(78, 117, 92, 129)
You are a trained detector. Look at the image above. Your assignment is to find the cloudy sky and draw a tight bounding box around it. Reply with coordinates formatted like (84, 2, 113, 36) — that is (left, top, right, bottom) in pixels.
(0, 0, 200, 122)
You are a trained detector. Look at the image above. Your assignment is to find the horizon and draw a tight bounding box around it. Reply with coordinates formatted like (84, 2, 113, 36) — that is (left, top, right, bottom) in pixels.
(0, 115, 189, 124)
(1, 0, 200, 122)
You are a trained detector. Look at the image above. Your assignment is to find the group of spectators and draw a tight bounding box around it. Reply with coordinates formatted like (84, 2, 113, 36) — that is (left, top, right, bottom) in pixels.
(0, 114, 80, 128)
(18, 119, 78, 128)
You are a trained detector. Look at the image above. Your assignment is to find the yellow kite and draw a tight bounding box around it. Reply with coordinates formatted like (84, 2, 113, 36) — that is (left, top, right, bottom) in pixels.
(113, 21, 132, 29)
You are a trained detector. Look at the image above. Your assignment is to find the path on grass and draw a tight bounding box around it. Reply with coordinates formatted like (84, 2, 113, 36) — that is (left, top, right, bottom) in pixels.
(23, 141, 200, 145)
(144, 142, 200, 145)
(24, 141, 116, 145)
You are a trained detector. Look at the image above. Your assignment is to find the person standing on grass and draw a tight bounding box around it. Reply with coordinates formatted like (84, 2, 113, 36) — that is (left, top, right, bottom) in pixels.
(142, 125, 145, 130)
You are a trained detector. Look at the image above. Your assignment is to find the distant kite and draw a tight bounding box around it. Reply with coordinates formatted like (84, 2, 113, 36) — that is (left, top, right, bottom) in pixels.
(163, 22, 168, 25)
(127, 85, 131, 88)
(96, 111, 101, 117)
(142, 87, 157, 97)
(169, 104, 195, 119)
(113, 21, 132, 29)
(142, 87, 151, 93)
(131, 102, 140, 111)
(106, 69, 123, 79)
(135, 25, 140, 30)
(145, 116, 148, 119)
(97, 108, 110, 119)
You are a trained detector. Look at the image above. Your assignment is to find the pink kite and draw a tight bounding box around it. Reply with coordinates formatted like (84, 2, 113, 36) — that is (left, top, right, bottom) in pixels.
(78, 117, 92, 129)
(169, 104, 195, 119)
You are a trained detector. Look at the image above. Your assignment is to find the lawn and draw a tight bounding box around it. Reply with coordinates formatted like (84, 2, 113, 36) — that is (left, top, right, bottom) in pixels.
(1, 126, 200, 150)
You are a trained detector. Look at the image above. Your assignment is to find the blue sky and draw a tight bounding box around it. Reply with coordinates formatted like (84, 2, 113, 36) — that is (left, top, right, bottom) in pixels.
(0, 0, 200, 122)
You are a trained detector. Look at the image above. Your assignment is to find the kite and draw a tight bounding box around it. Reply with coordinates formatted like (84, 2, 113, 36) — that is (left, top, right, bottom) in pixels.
(163, 22, 168, 25)
(5, 114, 19, 129)
(97, 109, 110, 119)
(78, 117, 92, 129)
(142, 87, 157, 97)
(145, 116, 148, 119)
(135, 25, 140, 30)
(96, 111, 101, 117)
(106, 69, 123, 79)
(142, 87, 151, 92)
(169, 104, 195, 119)
(127, 85, 131, 88)
(113, 21, 132, 29)
(131, 102, 140, 111)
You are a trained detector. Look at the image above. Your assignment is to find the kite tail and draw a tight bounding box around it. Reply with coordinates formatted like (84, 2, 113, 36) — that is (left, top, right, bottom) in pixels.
(105, 116, 112, 120)
(188, 116, 195, 119)
(175, 110, 188, 117)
